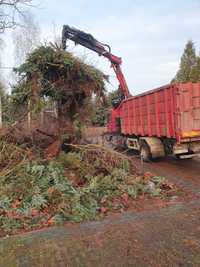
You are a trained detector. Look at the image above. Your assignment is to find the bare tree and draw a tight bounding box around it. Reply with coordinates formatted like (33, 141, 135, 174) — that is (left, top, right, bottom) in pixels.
(13, 11, 40, 65)
(0, 38, 4, 79)
(0, 0, 34, 33)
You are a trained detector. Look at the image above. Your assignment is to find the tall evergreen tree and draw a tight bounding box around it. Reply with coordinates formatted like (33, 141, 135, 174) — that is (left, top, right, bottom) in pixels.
(174, 40, 197, 83)
(0, 81, 4, 97)
(190, 56, 200, 82)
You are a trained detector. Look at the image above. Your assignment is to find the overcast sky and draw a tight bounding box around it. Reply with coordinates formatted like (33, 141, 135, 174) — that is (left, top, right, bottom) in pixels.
(2, 0, 200, 95)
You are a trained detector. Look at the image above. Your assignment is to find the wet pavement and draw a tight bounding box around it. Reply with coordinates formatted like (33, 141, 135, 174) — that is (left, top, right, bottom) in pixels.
(132, 155, 200, 195)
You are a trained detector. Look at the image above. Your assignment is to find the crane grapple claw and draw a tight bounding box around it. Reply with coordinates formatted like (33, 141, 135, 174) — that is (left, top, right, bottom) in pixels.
(62, 25, 97, 50)
(62, 24, 131, 99)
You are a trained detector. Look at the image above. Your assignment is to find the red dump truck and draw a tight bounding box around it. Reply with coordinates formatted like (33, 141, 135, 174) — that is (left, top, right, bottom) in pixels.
(107, 83, 200, 160)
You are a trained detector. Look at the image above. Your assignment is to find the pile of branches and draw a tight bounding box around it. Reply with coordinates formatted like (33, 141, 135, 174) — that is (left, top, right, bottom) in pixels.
(0, 139, 177, 237)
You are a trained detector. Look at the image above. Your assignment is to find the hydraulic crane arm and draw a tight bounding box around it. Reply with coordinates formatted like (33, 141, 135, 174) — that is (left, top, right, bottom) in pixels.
(62, 25, 131, 99)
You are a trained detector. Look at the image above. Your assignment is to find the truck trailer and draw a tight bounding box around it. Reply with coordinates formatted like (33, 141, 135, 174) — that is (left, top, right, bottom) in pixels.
(107, 82, 200, 160)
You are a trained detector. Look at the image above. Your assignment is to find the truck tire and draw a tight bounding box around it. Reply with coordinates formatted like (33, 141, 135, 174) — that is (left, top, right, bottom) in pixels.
(140, 143, 152, 162)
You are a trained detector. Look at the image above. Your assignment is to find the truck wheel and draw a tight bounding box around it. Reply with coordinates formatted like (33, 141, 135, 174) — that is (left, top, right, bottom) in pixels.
(140, 143, 152, 162)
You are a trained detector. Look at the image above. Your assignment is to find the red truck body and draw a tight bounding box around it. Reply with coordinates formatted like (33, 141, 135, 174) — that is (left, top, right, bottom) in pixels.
(108, 82, 200, 144)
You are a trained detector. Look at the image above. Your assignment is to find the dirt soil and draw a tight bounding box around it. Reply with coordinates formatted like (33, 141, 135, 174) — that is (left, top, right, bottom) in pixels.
(1, 155, 200, 266)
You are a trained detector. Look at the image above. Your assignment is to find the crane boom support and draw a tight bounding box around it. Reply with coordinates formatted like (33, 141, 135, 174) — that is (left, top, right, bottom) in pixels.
(62, 25, 131, 99)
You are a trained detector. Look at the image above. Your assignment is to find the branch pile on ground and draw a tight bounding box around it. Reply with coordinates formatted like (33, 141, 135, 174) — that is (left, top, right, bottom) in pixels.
(71, 144, 137, 173)
(0, 138, 27, 173)
(0, 143, 177, 237)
